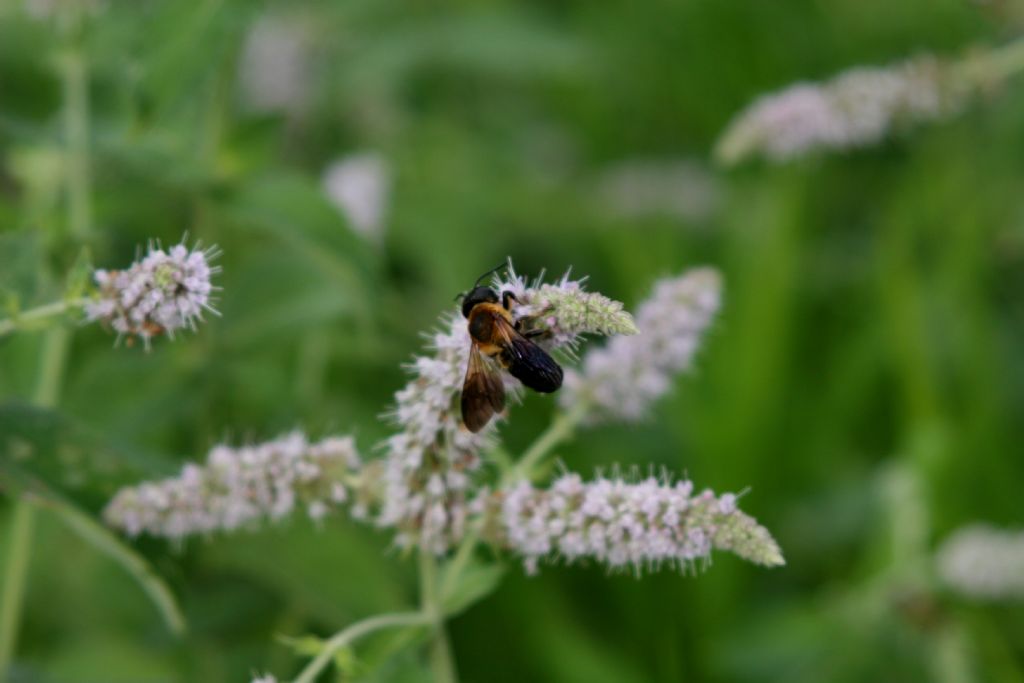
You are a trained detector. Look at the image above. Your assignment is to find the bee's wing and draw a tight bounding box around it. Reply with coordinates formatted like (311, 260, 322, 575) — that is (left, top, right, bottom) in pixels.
(492, 316, 564, 393)
(461, 342, 506, 433)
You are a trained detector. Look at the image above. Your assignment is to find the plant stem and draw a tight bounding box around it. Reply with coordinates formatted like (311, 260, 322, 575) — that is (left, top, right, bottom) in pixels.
(440, 526, 481, 602)
(0, 504, 34, 683)
(442, 401, 590, 603)
(502, 401, 589, 487)
(955, 36, 1024, 86)
(419, 551, 457, 683)
(291, 611, 431, 683)
(979, 36, 1024, 82)
(0, 326, 71, 682)
(0, 299, 85, 338)
(36, 494, 186, 636)
(61, 23, 91, 241)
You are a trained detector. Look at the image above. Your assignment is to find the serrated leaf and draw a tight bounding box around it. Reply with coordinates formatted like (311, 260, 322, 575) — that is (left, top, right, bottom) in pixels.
(440, 559, 506, 617)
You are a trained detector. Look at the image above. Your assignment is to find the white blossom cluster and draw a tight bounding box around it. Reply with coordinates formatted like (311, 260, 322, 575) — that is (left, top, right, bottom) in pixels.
(84, 240, 219, 347)
(937, 524, 1024, 601)
(498, 265, 638, 350)
(379, 313, 493, 554)
(104, 432, 362, 540)
(715, 56, 963, 164)
(323, 153, 391, 242)
(379, 269, 637, 553)
(561, 268, 720, 422)
(488, 472, 783, 574)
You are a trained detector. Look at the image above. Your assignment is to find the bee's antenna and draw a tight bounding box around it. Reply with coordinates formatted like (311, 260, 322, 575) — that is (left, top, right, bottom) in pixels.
(474, 261, 507, 287)
(453, 290, 466, 302)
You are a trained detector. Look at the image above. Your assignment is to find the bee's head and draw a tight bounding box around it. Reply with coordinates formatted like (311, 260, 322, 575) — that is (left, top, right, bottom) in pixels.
(461, 285, 499, 318)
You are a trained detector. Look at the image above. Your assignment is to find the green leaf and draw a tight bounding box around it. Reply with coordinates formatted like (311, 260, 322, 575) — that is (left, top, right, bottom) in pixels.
(220, 171, 377, 295)
(0, 230, 41, 306)
(0, 401, 169, 509)
(4, 470, 185, 637)
(440, 559, 506, 617)
(0, 403, 183, 635)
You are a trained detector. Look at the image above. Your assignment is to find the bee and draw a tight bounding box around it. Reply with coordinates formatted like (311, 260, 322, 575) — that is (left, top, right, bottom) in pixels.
(458, 268, 563, 433)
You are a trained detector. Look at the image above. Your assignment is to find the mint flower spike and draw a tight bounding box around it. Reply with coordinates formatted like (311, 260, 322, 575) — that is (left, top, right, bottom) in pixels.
(937, 524, 1024, 601)
(498, 263, 638, 350)
(378, 264, 637, 554)
(715, 55, 964, 165)
(85, 238, 221, 348)
(103, 432, 363, 540)
(378, 313, 490, 554)
(489, 472, 784, 575)
(561, 267, 721, 423)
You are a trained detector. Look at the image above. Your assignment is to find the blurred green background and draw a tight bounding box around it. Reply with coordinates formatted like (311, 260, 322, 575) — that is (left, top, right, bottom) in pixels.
(3, 0, 1024, 681)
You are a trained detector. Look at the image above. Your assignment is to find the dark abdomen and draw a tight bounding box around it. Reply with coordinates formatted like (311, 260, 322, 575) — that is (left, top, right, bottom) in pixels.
(468, 308, 495, 343)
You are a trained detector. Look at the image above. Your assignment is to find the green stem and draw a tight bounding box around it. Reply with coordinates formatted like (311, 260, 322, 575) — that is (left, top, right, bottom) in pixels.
(440, 527, 481, 602)
(36, 495, 186, 636)
(0, 326, 71, 682)
(955, 36, 1024, 86)
(0, 504, 35, 683)
(33, 327, 71, 408)
(502, 401, 589, 487)
(442, 401, 590, 603)
(290, 611, 431, 683)
(978, 37, 1024, 82)
(61, 35, 91, 241)
(0, 299, 85, 338)
(419, 551, 457, 683)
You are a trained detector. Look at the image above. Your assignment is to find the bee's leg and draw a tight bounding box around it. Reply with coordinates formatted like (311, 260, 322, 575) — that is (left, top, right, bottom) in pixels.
(501, 290, 518, 311)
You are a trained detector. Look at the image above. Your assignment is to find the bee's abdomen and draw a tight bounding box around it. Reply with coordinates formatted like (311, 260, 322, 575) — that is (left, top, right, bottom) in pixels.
(467, 308, 495, 343)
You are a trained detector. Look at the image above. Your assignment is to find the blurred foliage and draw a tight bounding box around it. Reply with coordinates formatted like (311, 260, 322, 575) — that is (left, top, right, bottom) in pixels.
(2, 0, 1024, 681)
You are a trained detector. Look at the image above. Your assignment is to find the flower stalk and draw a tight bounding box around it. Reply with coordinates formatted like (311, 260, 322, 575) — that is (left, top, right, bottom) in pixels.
(0, 325, 71, 682)
(290, 611, 431, 683)
(0, 298, 85, 337)
(0, 503, 35, 683)
(419, 551, 457, 683)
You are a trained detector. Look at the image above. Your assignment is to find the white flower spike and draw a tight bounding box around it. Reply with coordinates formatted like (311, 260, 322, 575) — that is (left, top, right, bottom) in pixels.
(85, 238, 220, 348)
(715, 56, 964, 164)
(489, 472, 783, 575)
(561, 268, 721, 423)
(104, 432, 362, 540)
